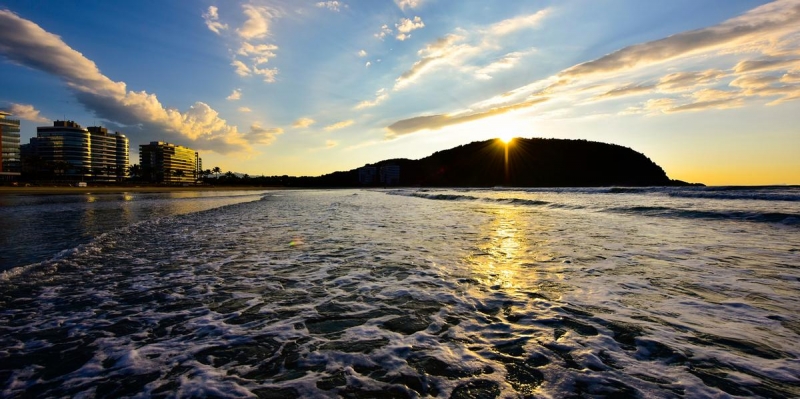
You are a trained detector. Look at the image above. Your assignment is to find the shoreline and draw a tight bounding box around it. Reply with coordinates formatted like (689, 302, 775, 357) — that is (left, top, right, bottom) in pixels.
(0, 185, 285, 196)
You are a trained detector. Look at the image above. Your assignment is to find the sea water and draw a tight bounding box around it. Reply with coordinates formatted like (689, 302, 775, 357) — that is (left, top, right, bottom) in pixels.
(0, 187, 798, 398)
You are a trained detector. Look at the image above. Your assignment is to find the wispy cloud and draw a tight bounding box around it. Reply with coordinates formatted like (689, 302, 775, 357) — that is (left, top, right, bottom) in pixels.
(324, 119, 354, 131)
(203, 6, 228, 35)
(292, 117, 315, 128)
(246, 123, 283, 145)
(485, 9, 549, 37)
(354, 88, 388, 110)
(325, 139, 338, 148)
(205, 3, 282, 83)
(238, 106, 252, 113)
(8, 103, 49, 123)
(387, 98, 549, 137)
(475, 51, 531, 80)
(227, 88, 242, 100)
(393, 10, 549, 90)
(374, 24, 392, 40)
(0, 9, 250, 153)
(394, 34, 468, 89)
(316, 1, 345, 12)
(394, 0, 421, 10)
(391, 0, 800, 136)
(358, 49, 367, 57)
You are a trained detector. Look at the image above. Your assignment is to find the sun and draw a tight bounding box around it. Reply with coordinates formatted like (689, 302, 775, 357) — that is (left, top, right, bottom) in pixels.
(498, 133, 514, 144)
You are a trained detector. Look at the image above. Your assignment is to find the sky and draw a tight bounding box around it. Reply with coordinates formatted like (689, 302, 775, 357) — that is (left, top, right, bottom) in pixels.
(0, 0, 798, 185)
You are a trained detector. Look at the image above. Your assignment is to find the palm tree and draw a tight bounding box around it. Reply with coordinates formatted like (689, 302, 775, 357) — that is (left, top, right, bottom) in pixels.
(128, 164, 141, 181)
(212, 166, 222, 179)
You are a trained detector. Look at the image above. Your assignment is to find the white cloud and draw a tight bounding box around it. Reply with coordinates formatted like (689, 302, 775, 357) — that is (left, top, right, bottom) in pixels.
(238, 42, 278, 64)
(316, 1, 345, 12)
(253, 65, 279, 83)
(247, 123, 283, 145)
(354, 88, 388, 110)
(486, 10, 549, 37)
(561, 1, 800, 79)
(324, 119, 354, 131)
(395, 0, 421, 10)
(365, 61, 372, 68)
(657, 69, 726, 91)
(0, 10, 250, 154)
(238, 4, 276, 40)
(325, 139, 338, 148)
(231, 59, 251, 77)
(387, 0, 800, 135)
(238, 106, 252, 113)
(8, 103, 49, 123)
(394, 34, 469, 89)
(358, 49, 367, 57)
(375, 24, 392, 40)
(203, 6, 229, 35)
(292, 117, 315, 128)
(475, 51, 530, 79)
(396, 16, 424, 41)
(227, 88, 242, 100)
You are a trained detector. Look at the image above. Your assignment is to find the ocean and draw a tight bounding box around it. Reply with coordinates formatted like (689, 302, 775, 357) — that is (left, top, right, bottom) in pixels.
(1, 187, 798, 398)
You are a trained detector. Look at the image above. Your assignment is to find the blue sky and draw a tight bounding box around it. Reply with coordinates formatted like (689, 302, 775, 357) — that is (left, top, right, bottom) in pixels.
(1, 0, 798, 184)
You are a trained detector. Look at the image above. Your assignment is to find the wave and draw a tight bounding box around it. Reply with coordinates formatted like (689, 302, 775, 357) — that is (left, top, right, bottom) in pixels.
(391, 189, 799, 226)
(607, 206, 800, 225)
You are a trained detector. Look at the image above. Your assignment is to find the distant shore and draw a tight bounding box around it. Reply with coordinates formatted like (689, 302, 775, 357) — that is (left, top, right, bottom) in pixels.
(0, 185, 284, 195)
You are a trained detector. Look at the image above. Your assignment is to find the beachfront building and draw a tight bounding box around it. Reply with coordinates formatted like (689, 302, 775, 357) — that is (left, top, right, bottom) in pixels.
(380, 164, 400, 186)
(358, 166, 377, 185)
(0, 111, 21, 181)
(139, 141, 201, 184)
(87, 126, 129, 182)
(23, 121, 129, 181)
(29, 120, 92, 180)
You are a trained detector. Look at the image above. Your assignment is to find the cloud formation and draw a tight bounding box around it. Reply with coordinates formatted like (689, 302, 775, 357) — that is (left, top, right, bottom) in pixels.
(246, 123, 283, 145)
(238, 4, 274, 40)
(316, 1, 345, 12)
(325, 139, 338, 148)
(324, 119, 354, 131)
(395, 0, 421, 10)
(203, 6, 228, 35)
(354, 88, 388, 110)
(8, 103, 49, 123)
(486, 10, 549, 37)
(227, 89, 242, 100)
(292, 117, 315, 128)
(561, 0, 800, 79)
(0, 9, 250, 154)
(396, 0, 800, 135)
(396, 16, 424, 41)
(387, 98, 548, 137)
(204, 4, 281, 83)
(374, 24, 392, 40)
(238, 107, 252, 113)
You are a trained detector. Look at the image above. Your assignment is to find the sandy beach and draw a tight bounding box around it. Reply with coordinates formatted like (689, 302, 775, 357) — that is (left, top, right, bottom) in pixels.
(0, 185, 282, 196)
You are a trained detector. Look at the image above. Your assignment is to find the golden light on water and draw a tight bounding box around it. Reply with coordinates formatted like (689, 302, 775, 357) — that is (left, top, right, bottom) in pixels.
(468, 206, 524, 290)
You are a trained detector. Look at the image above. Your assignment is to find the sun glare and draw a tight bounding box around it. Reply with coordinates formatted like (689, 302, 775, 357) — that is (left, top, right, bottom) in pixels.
(499, 133, 514, 144)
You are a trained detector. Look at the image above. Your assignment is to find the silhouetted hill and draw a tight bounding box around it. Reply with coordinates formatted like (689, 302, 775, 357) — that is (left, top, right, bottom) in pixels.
(297, 138, 694, 187)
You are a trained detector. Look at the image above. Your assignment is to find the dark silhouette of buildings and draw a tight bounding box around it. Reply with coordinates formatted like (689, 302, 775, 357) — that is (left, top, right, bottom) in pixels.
(0, 111, 21, 180)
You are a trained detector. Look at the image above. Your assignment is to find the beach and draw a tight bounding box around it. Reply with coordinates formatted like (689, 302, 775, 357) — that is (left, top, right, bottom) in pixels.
(0, 185, 280, 196)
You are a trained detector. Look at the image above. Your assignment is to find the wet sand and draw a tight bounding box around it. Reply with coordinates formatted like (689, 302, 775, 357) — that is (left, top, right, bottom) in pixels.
(0, 185, 283, 195)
